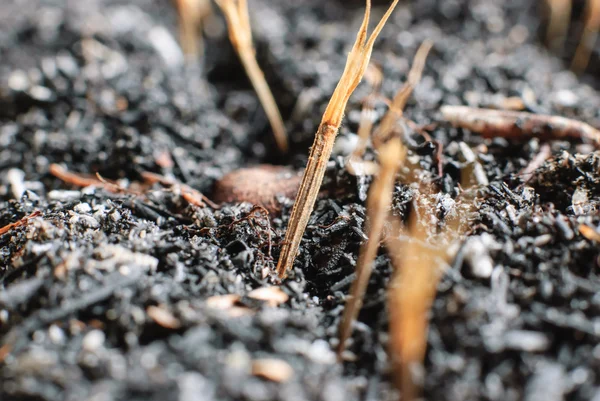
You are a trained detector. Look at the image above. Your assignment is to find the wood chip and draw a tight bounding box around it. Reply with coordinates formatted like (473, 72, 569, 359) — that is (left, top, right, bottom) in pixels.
(251, 358, 294, 382)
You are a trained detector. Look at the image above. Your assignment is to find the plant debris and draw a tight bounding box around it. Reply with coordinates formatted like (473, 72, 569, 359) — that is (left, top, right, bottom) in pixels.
(215, 0, 289, 152)
(276, 0, 400, 278)
(441, 105, 600, 146)
(2, 1, 600, 400)
(213, 165, 302, 215)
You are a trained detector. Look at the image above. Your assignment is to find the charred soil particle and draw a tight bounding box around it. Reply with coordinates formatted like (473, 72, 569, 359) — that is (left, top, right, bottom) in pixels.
(1, 0, 600, 401)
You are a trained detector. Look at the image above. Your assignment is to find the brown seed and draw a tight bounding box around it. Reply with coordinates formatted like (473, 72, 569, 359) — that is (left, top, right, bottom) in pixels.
(579, 224, 600, 242)
(147, 305, 181, 329)
(0, 343, 11, 363)
(205, 294, 253, 317)
(213, 165, 302, 215)
(251, 358, 294, 382)
(247, 286, 289, 307)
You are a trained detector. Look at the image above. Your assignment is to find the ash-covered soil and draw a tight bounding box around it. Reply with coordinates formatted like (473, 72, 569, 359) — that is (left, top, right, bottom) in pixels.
(1, 0, 600, 400)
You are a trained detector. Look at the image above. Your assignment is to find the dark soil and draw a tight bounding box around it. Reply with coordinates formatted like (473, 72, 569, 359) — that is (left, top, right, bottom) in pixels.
(1, 0, 600, 400)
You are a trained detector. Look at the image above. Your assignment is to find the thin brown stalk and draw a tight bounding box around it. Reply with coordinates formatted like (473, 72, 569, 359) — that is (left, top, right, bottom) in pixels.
(49, 164, 138, 195)
(346, 96, 378, 176)
(216, 0, 288, 152)
(545, 0, 572, 52)
(174, 0, 212, 60)
(347, 63, 382, 171)
(347, 41, 432, 176)
(518, 143, 552, 182)
(140, 171, 220, 208)
(440, 105, 600, 147)
(0, 211, 41, 236)
(386, 215, 443, 401)
(384, 141, 482, 400)
(346, 64, 385, 176)
(374, 40, 433, 146)
(572, 0, 600, 73)
(337, 138, 405, 357)
(276, 0, 400, 278)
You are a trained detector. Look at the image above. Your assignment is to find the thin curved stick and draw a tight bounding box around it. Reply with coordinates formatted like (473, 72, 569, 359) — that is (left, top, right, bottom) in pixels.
(440, 105, 600, 147)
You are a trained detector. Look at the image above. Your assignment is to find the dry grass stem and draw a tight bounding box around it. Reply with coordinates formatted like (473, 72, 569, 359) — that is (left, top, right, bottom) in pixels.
(337, 138, 405, 357)
(572, 0, 600, 73)
(375, 40, 432, 146)
(440, 105, 600, 147)
(346, 63, 383, 175)
(215, 0, 288, 152)
(174, 0, 212, 60)
(386, 215, 443, 401)
(518, 143, 552, 181)
(347, 41, 432, 176)
(545, 0, 572, 52)
(276, 0, 400, 278)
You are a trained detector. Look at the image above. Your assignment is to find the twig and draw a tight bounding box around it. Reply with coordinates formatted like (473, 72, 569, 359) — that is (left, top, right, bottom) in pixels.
(49, 164, 136, 194)
(572, 0, 600, 74)
(337, 138, 405, 357)
(215, 0, 288, 152)
(517, 143, 552, 182)
(276, 0, 400, 278)
(440, 105, 600, 147)
(49, 164, 104, 188)
(140, 171, 219, 209)
(0, 211, 41, 236)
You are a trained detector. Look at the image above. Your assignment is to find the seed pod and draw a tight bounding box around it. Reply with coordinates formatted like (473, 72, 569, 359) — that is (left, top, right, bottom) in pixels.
(213, 165, 302, 215)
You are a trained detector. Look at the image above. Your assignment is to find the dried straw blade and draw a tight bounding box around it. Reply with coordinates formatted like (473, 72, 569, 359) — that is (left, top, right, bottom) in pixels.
(276, 0, 400, 278)
(572, 0, 600, 73)
(374, 40, 432, 146)
(216, 0, 289, 152)
(385, 214, 443, 401)
(174, 0, 212, 60)
(337, 137, 405, 357)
